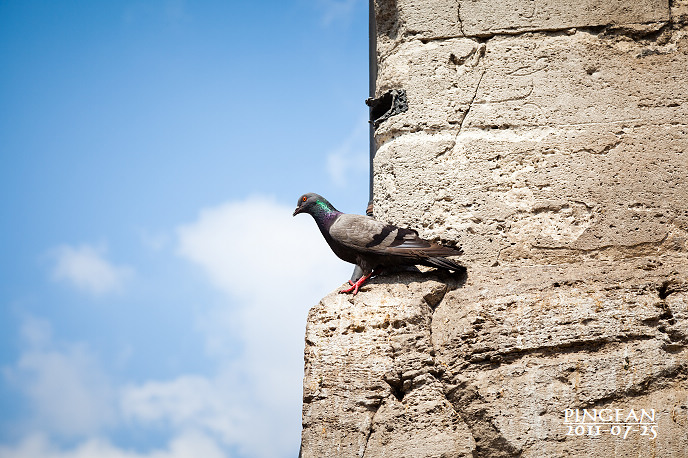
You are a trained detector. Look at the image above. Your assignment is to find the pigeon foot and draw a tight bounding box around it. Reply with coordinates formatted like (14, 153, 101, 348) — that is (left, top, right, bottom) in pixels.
(339, 272, 373, 295)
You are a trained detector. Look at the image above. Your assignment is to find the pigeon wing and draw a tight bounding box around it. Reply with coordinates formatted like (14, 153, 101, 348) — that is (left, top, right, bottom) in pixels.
(329, 214, 461, 257)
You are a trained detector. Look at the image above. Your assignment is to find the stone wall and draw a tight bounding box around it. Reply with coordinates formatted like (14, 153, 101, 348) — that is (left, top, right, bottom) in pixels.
(301, 1, 688, 456)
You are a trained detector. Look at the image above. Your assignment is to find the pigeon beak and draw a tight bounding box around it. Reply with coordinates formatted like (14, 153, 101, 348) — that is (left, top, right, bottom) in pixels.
(293, 206, 303, 216)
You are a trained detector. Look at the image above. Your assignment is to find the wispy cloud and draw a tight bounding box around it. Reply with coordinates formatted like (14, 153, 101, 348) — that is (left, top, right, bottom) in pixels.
(5, 196, 349, 458)
(121, 373, 254, 455)
(138, 228, 171, 251)
(1, 317, 227, 458)
(325, 117, 369, 187)
(51, 244, 132, 295)
(2, 317, 115, 437)
(316, 0, 361, 26)
(121, 376, 215, 425)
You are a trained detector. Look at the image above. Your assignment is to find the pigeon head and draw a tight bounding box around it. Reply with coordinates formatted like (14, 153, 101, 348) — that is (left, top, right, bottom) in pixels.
(293, 193, 337, 217)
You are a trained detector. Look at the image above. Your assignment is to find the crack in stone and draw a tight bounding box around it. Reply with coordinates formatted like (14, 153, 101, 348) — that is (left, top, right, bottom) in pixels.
(361, 397, 383, 458)
(427, 285, 522, 456)
(531, 231, 670, 253)
(463, 334, 658, 367)
(424, 284, 686, 456)
(458, 20, 676, 40)
(458, 69, 485, 136)
(440, 66, 485, 158)
(443, 380, 524, 457)
(425, 284, 486, 457)
(436, 341, 687, 456)
(378, 22, 686, 65)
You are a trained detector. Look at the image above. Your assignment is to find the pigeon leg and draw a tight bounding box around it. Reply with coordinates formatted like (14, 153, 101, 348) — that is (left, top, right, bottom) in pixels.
(339, 272, 372, 295)
(350, 265, 364, 283)
(339, 268, 382, 295)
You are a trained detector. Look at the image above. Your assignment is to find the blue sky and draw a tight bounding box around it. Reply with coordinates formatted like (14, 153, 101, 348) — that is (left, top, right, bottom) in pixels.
(0, 1, 368, 457)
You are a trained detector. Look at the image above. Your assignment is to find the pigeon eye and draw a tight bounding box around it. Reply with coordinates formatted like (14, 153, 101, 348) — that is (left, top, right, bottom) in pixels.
(302, 196, 307, 202)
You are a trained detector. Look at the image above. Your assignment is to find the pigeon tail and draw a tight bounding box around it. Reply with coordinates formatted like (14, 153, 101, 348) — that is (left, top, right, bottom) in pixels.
(422, 256, 466, 273)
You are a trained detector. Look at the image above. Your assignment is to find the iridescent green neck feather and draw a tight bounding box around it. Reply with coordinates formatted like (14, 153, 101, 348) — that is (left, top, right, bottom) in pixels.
(311, 198, 340, 227)
(315, 200, 335, 214)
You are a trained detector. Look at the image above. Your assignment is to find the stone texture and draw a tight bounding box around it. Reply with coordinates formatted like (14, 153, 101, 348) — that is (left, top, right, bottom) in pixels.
(431, 260, 688, 456)
(672, 0, 688, 24)
(302, 0, 688, 456)
(460, 0, 670, 37)
(373, 28, 688, 267)
(302, 263, 688, 457)
(375, 0, 670, 42)
(301, 272, 475, 458)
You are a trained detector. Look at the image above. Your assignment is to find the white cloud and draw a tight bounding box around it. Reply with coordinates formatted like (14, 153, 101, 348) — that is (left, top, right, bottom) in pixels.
(1, 318, 227, 457)
(133, 195, 349, 457)
(51, 244, 132, 295)
(325, 118, 369, 187)
(120, 369, 294, 458)
(121, 375, 247, 454)
(0, 430, 226, 458)
(2, 318, 115, 437)
(176, 195, 348, 297)
(121, 376, 216, 425)
(4, 196, 349, 458)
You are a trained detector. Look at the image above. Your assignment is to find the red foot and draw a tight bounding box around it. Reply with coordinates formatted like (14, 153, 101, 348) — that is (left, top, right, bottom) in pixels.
(339, 273, 373, 295)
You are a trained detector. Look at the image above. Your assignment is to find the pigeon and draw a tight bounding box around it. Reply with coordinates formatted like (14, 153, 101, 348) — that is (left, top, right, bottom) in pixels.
(293, 192, 464, 295)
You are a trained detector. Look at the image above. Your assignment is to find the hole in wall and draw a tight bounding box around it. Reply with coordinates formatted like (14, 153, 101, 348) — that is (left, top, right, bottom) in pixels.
(658, 280, 674, 300)
(366, 89, 408, 127)
(386, 378, 405, 401)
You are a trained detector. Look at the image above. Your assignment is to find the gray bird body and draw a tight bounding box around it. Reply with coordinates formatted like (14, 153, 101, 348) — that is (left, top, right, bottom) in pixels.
(294, 193, 464, 293)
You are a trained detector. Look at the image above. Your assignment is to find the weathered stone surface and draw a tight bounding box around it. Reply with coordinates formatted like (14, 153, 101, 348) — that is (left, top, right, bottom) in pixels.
(375, 0, 670, 41)
(301, 273, 475, 458)
(374, 27, 688, 267)
(460, 0, 670, 37)
(302, 0, 688, 456)
(433, 260, 688, 456)
(302, 263, 688, 457)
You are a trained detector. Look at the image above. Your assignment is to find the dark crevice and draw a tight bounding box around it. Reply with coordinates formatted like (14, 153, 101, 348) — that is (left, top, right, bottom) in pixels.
(658, 279, 675, 299)
(385, 376, 405, 401)
(385, 20, 684, 48)
(651, 313, 688, 347)
(659, 309, 675, 324)
(383, 332, 406, 402)
(602, 21, 672, 41)
(428, 282, 488, 456)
